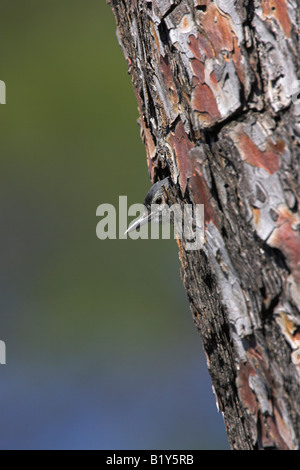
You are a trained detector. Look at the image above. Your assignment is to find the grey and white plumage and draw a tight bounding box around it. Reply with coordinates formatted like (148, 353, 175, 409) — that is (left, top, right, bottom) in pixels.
(125, 177, 171, 234)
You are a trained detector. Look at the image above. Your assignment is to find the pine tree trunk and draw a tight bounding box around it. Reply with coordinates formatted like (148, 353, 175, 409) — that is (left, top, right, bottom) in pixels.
(108, 0, 300, 450)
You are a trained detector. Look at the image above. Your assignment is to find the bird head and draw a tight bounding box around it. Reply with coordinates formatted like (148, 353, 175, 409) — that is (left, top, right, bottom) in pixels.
(125, 177, 171, 234)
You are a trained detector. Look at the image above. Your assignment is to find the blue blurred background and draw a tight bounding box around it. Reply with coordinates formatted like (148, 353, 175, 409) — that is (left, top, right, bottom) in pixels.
(0, 0, 228, 449)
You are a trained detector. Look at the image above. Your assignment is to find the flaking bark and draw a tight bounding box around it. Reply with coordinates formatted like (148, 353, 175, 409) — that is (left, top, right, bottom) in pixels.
(109, 0, 300, 449)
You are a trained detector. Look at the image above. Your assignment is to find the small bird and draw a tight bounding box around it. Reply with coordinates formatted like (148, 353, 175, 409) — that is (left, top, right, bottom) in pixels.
(125, 177, 171, 234)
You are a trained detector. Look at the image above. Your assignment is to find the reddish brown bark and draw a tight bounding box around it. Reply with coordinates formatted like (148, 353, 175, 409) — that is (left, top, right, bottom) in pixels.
(109, 0, 300, 449)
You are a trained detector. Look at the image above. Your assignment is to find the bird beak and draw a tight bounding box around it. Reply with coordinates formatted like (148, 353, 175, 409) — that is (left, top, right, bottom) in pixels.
(124, 210, 152, 234)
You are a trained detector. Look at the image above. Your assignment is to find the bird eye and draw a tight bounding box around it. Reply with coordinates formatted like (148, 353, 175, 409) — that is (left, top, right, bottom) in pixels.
(155, 197, 162, 205)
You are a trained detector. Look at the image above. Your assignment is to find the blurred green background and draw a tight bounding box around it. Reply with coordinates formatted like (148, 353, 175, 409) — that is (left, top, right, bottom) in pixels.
(0, 0, 228, 449)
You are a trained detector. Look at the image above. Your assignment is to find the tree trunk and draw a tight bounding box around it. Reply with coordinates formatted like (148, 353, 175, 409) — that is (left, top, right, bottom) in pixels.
(108, 0, 300, 450)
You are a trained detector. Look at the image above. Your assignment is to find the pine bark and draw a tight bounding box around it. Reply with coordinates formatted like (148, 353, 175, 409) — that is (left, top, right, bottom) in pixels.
(108, 0, 300, 449)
